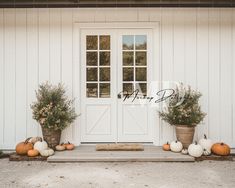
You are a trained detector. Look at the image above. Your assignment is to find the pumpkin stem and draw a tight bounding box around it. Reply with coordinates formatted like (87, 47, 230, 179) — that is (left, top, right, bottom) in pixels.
(25, 137, 32, 144)
(68, 141, 71, 144)
(195, 141, 198, 145)
(221, 143, 224, 145)
(204, 134, 207, 139)
(166, 142, 169, 145)
(175, 140, 178, 143)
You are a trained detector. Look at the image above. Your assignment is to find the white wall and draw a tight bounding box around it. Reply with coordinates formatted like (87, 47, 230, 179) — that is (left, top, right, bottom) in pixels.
(0, 8, 235, 149)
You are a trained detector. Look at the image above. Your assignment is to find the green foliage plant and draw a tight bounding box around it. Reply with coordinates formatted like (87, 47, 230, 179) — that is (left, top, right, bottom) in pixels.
(31, 82, 77, 130)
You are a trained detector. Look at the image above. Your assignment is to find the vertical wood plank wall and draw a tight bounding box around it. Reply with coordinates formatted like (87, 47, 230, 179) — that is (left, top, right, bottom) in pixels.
(0, 8, 235, 149)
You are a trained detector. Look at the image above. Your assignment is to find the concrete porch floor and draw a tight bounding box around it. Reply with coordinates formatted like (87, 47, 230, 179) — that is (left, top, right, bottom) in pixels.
(48, 145, 195, 162)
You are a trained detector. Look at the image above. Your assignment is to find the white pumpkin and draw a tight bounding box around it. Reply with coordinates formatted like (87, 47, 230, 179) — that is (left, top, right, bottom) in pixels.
(55, 144, 66, 151)
(34, 140, 48, 152)
(188, 141, 203, 157)
(199, 134, 213, 151)
(170, 141, 183, 152)
(39, 148, 54, 157)
(203, 148, 211, 156)
(181, 149, 188, 155)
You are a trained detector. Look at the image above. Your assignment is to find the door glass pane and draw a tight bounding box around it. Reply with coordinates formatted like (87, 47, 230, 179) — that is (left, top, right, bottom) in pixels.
(86, 35, 111, 98)
(87, 83, 98, 98)
(87, 52, 98, 66)
(136, 52, 146, 66)
(136, 83, 147, 95)
(123, 83, 133, 94)
(100, 35, 110, 50)
(123, 68, 134, 81)
(135, 35, 147, 50)
(100, 68, 110, 81)
(123, 35, 134, 50)
(86, 36, 98, 50)
(100, 83, 110, 98)
(136, 68, 147, 81)
(87, 68, 97, 81)
(122, 34, 148, 96)
(100, 52, 110, 66)
(123, 51, 134, 66)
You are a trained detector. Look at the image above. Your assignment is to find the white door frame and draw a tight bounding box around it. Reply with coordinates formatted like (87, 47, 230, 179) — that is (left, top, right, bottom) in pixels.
(73, 22, 160, 146)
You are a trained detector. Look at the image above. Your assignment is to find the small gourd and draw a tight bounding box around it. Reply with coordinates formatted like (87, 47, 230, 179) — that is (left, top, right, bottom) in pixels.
(162, 142, 171, 151)
(27, 149, 39, 157)
(29, 137, 42, 145)
(39, 148, 54, 157)
(170, 140, 183, 153)
(199, 134, 213, 151)
(188, 141, 203, 158)
(203, 148, 211, 156)
(34, 140, 48, 152)
(211, 142, 230, 156)
(181, 149, 188, 155)
(56, 144, 66, 151)
(65, 142, 75, 150)
(15, 138, 33, 155)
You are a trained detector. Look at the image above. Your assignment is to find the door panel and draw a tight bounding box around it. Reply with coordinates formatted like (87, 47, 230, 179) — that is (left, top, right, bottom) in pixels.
(86, 105, 111, 135)
(122, 105, 148, 135)
(117, 30, 153, 142)
(81, 30, 117, 142)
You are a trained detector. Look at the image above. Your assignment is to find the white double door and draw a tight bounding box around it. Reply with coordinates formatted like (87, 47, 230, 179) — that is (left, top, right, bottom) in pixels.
(81, 29, 153, 143)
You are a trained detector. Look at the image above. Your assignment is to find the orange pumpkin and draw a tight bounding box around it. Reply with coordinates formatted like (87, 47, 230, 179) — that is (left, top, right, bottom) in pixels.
(211, 142, 230, 156)
(27, 149, 39, 157)
(65, 142, 75, 150)
(15, 138, 33, 155)
(162, 142, 171, 151)
(62, 142, 68, 147)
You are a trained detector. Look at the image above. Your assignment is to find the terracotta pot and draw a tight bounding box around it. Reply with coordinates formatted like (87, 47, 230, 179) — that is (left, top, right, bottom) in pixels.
(175, 125, 195, 149)
(41, 126, 61, 149)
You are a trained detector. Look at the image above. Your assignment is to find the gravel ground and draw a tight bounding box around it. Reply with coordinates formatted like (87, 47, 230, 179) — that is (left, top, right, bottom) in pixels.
(0, 159, 235, 188)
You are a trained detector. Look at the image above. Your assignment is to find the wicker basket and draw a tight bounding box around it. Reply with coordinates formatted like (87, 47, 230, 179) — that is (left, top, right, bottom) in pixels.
(41, 126, 61, 149)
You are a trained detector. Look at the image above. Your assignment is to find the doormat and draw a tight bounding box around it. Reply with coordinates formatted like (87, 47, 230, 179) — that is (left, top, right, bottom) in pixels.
(96, 144, 144, 151)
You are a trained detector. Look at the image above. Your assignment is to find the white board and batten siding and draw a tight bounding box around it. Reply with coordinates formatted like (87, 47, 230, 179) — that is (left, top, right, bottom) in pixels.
(0, 8, 235, 149)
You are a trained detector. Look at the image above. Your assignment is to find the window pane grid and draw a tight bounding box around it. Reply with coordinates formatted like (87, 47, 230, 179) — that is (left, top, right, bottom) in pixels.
(122, 50, 147, 52)
(133, 42, 136, 86)
(122, 35, 147, 95)
(86, 81, 110, 84)
(123, 81, 147, 83)
(97, 36, 100, 96)
(86, 65, 110, 67)
(123, 66, 147, 68)
(87, 50, 111, 53)
(86, 35, 111, 98)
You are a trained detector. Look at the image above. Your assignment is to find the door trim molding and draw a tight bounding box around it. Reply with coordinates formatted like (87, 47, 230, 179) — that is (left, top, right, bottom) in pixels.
(73, 22, 160, 146)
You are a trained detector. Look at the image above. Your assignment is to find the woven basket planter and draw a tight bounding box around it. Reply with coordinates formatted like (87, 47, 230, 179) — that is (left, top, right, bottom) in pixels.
(175, 125, 195, 149)
(41, 126, 61, 149)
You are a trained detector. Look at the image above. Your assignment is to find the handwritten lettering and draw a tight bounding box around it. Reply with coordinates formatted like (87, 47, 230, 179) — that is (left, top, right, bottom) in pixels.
(118, 89, 175, 103)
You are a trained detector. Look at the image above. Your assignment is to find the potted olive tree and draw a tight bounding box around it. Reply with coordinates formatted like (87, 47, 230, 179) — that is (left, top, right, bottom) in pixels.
(31, 83, 77, 149)
(159, 84, 206, 148)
